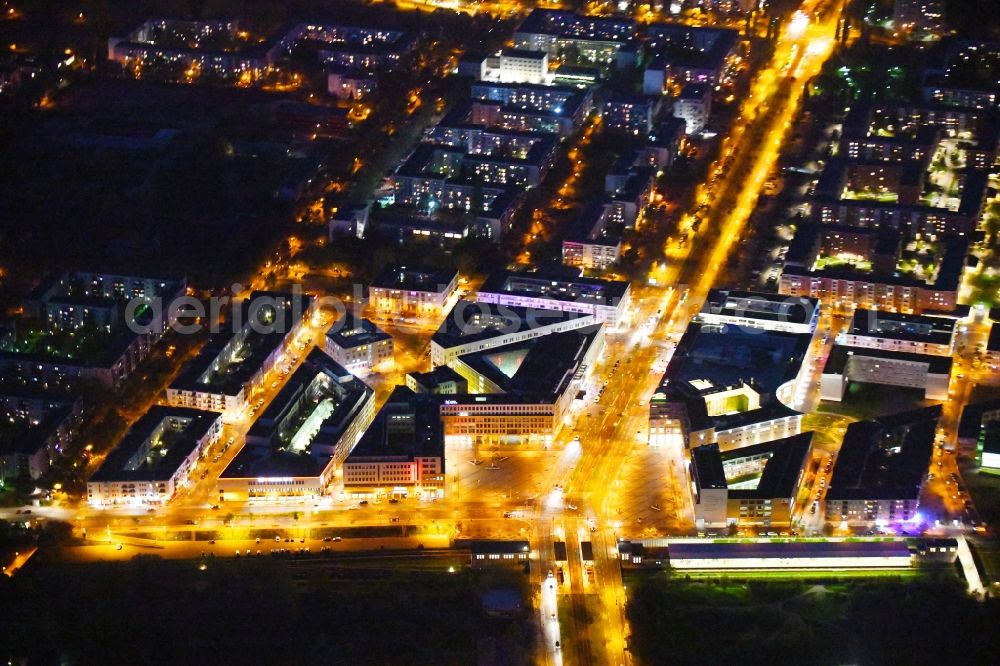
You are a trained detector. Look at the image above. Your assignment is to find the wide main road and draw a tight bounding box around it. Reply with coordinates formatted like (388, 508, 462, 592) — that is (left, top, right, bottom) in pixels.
(544, 2, 846, 664)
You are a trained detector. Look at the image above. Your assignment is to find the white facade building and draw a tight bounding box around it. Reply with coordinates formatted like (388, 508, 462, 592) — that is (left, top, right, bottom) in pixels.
(839, 309, 957, 356)
(820, 346, 952, 402)
(324, 316, 393, 373)
(672, 83, 712, 134)
(475, 270, 631, 326)
(480, 49, 552, 85)
(368, 266, 459, 315)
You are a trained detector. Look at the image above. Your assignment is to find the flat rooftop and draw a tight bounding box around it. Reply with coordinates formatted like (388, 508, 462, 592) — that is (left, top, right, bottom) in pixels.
(653, 323, 810, 435)
(643, 24, 739, 71)
(959, 398, 1000, 440)
(658, 322, 812, 397)
(678, 82, 711, 99)
(225, 349, 372, 479)
(848, 309, 956, 346)
(691, 444, 727, 490)
(702, 289, 819, 327)
(501, 48, 547, 60)
(432, 299, 595, 352)
(407, 365, 467, 391)
(347, 386, 442, 462)
(727, 433, 813, 500)
(90, 406, 217, 483)
(326, 315, 391, 350)
(982, 421, 1000, 459)
(469, 540, 531, 555)
(826, 406, 940, 502)
(565, 204, 621, 246)
(515, 8, 635, 41)
(370, 265, 458, 294)
(823, 345, 953, 376)
(478, 269, 629, 308)
(456, 324, 603, 401)
(692, 433, 812, 499)
(605, 93, 655, 107)
(170, 291, 311, 397)
(668, 540, 912, 561)
(471, 80, 586, 99)
(709, 402, 801, 433)
(611, 167, 655, 202)
(988, 322, 1000, 353)
(0, 396, 76, 458)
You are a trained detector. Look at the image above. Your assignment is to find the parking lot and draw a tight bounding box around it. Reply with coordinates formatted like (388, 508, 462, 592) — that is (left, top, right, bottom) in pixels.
(604, 444, 695, 538)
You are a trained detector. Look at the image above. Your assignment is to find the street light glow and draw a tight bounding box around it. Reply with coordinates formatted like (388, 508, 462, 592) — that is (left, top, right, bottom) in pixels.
(788, 11, 810, 38)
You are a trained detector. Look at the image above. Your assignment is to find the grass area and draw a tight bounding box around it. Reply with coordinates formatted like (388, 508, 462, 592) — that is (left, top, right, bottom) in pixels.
(843, 189, 898, 203)
(707, 536, 903, 544)
(817, 382, 933, 421)
(803, 415, 851, 450)
(812, 255, 872, 272)
(0, 322, 113, 363)
(0, 486, 20, 507)
(968, 536, 1000, 586)
(1, 556, 533, 664)
(624, 572, 997, 665)
(962, 464, 1000, 532)
(670, 567, 927, 581)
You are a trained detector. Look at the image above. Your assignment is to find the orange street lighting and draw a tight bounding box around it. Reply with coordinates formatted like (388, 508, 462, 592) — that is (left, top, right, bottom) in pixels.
(788, 11, 810, 38)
